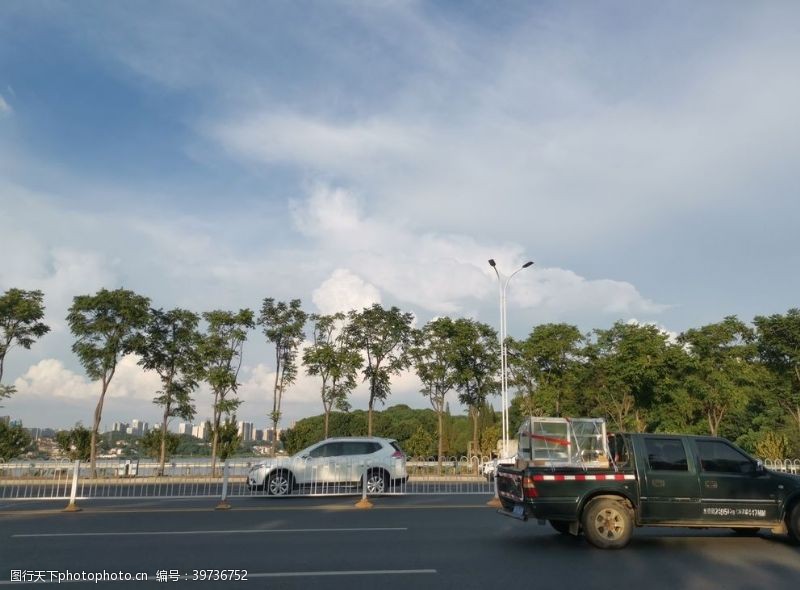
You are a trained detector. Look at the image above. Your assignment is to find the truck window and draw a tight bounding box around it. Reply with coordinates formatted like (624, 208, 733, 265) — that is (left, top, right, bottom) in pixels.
(695, 440, 755, 474)
(644, 438, 688, 471)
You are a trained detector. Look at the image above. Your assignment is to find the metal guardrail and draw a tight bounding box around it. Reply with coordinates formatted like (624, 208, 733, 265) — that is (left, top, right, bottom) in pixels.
(764, 459, 800, 475)
(0, 456, 496, 501)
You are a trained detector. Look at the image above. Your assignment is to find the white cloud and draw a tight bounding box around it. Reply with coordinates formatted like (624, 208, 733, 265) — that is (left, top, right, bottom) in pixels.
(13, 355, 159, 402)
(312, 269, 381, 315)
(291, 185, 665, 318)
(0, 94, 11, 115)
(512, 268, 669, 317)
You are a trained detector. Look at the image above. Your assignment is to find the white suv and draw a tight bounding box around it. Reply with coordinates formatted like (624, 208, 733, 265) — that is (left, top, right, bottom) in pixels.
(247, 437, 408, 496)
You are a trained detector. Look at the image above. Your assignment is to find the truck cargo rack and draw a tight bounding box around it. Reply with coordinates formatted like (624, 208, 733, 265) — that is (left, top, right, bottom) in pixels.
(516, 417, 611, 470)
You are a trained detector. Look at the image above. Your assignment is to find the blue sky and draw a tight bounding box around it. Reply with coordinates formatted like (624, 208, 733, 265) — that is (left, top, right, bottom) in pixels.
(1, 1, 799, 431)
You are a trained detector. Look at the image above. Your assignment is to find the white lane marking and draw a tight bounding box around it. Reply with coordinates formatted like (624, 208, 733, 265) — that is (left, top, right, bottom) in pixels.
(12, 527, 407, 538)
(0, 570, 436, 585)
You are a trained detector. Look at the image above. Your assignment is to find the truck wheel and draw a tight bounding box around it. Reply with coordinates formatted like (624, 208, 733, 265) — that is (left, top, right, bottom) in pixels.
(788, 504, 800, 544)
(582, 498, 633, 549)
(550, 520, 572, 535)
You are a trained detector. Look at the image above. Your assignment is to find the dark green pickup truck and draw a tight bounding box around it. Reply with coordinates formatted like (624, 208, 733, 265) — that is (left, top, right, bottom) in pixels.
(496, 433, 800, 549)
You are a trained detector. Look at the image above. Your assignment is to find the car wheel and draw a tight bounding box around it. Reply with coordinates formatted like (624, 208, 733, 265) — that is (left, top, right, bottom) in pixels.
(550, 520, 572, 535)
(366, 469, 389, 495)
(582, 498, 633, 549)
(730, 528, 760, 536)
(266, 471, 293, 496)
(788, 503, 800, 544)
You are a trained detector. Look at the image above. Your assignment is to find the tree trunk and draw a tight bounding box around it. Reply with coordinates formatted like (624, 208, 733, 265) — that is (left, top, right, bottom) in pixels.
(210, 390, 220, 476)
(324, 410, 330, 439)
(271, 349, 282, 456)
(368, 398, 374, 437)
(158, 406, 169, 476)
(470, 406, 480, 475)
(437, 409, 444, 474)
(90, 377, 110, 476)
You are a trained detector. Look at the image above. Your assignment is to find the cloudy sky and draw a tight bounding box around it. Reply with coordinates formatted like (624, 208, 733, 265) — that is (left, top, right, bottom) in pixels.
(1, 1, 798, 432)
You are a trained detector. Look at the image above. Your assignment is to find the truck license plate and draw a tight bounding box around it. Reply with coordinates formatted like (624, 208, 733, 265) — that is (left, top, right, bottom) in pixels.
(512, 504, 525, 518)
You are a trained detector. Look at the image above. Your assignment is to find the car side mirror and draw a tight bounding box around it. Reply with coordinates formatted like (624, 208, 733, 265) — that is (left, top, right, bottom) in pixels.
(755, 460, 765, 473)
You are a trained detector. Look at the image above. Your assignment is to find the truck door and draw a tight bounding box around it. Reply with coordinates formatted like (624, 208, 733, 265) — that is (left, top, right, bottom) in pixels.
(637, 436, 702, 523)
(692, 439, 782, 524)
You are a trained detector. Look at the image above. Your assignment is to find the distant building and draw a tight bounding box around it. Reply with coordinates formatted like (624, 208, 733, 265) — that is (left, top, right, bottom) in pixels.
(237, 421, 254, 442)
(192, 422, 209, 440)
(130, 420, 149, 436)
(112, 422, 129, 434)
(177, 422, 193, 436)
(255, 429, 264, 442)
(0, 416, 10, 426)
(263, 427, 282, 444)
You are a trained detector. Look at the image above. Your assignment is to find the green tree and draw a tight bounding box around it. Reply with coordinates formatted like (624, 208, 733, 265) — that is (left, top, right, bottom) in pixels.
(582, 322, 673, 432)
(409, 317, 459, 466)
(346, 304, 413, 436)
(136, 308, 203, 475)
(405, 425, 435, 458)
(507, 323, 584, 417)
(678, 316, 757, 437)
(258, 299, 307, 448)
(0, 288, 50, 402)
(67, 288, 150, 473)
(201, 309, 254, 473)
(140, 429, 180, 460)
(217, 417, 242, 461)
(755, 309, 800, 432)
(303, 313, 361, 438)
(451, 318, 500, 458)
(0, 421, 32, 459)
(55, 424, 92, 461)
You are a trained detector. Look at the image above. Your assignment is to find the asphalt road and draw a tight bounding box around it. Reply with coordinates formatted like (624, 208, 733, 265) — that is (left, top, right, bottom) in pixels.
(1, 496, 799, 590)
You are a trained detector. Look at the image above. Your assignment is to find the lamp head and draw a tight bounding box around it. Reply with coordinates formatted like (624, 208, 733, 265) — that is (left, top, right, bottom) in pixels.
(488, 259, 496, 267)
(522, 261, 534, 268)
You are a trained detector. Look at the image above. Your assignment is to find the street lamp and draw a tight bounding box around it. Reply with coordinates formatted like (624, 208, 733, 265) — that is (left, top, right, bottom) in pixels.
(488, 259, 534, 458)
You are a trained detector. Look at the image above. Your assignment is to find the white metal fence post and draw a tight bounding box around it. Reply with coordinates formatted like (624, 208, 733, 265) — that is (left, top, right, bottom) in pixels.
(62, 460, 82, 512)
(215, 459, 231, 510)
(355, 466, 373, 509)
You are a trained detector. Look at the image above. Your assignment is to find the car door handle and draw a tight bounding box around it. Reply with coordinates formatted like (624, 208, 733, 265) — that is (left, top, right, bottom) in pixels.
(652, 479, 665, 488)
(705, 480, 718, 489)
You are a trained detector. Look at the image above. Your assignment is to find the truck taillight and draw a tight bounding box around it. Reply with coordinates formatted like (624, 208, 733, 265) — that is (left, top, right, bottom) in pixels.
(522, 476, 538, 498)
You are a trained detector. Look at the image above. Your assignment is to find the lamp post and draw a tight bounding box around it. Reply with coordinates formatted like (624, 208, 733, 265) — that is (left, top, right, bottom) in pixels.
(488, 259, 534, 458)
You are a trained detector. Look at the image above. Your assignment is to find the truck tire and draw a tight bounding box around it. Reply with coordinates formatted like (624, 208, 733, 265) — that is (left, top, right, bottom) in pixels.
(582, 498, 633, 549)
(788, 503, 800, 544)
(549, 520, 572, 535)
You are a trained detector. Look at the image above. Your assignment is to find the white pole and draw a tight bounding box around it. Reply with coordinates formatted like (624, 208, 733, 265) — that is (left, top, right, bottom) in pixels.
(62, 460, 81, 512)
(215, 459, 231, 510)
(489, 260, 533, 460)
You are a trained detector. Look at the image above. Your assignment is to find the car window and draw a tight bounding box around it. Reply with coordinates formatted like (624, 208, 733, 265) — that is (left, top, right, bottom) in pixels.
(696, 440, 755, 474)
(308, 442, 345, 458)
(340, 442, 382, 455)
(645, 438, 689, 471)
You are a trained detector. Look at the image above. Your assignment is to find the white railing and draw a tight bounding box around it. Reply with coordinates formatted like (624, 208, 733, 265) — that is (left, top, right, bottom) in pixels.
(0, 456, 496, 501)
(763, 458, 800, 475)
